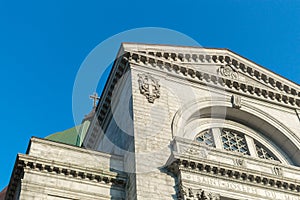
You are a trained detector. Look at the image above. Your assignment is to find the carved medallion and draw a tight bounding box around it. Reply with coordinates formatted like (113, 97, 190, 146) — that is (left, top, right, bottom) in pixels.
(138, 73, 160, 103)
(218, 64, 238, 80)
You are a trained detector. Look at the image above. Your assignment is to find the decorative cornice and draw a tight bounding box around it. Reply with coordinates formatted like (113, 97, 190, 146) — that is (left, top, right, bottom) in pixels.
(122, 44, 300, 91)
(125, 50, 300, 108)
(84, 55, 129, 149)
(167, 156, 300, 195)
(5, 154, 126, 200)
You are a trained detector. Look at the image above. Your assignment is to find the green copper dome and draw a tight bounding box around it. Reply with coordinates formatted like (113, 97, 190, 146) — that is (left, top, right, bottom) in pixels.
(45, 126, 81, 146)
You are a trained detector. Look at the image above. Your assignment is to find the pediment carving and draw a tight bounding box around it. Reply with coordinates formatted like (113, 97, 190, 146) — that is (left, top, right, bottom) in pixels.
(218, 64, 238, 80)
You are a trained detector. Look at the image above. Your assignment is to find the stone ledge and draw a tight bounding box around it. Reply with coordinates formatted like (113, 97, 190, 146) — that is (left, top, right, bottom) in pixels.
(5, 153, 126, 200)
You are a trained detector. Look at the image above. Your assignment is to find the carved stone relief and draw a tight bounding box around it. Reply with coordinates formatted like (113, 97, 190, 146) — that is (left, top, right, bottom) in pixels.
(138, 73, 160, 103)
(180, 185, 220, 200)
(179, 144, 208, 158)
(273, 166, 283, 176)
(234, 158, 245, 167)
(231, 94, 242, 109)
(218, 64, 238, 80)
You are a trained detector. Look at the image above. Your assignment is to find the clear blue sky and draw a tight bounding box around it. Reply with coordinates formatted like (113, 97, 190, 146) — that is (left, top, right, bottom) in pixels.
(0, 0, 299, 190)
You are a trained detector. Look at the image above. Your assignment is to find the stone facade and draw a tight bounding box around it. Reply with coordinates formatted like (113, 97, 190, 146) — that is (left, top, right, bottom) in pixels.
(6, 43, 300, 200)
(6, 138, 126, 200)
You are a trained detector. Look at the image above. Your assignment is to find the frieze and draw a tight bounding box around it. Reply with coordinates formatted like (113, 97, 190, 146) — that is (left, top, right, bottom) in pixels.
(181, 172, 300, 200)
(167, 156, 300, 196)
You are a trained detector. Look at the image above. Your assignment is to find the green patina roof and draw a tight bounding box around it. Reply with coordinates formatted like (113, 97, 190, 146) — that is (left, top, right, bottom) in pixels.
(45, 125, 80, 146)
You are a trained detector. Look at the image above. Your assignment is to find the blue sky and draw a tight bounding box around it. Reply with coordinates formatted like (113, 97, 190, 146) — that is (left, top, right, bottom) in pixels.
(0, 0, 300, 190)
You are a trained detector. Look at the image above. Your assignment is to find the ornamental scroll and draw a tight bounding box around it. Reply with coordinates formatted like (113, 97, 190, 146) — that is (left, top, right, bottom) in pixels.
(218, 64, 238, 80)
(138, 73, 160, 103)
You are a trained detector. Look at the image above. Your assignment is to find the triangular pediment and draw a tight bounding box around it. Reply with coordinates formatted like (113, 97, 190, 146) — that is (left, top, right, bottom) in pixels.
(119, 43, 300, 108)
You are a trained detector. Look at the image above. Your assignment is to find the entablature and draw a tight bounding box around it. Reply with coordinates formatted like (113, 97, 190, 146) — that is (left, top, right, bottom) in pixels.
(167, 137, 300, 197)
(5, 153, 127, 200)
(123, 49, 300, 109)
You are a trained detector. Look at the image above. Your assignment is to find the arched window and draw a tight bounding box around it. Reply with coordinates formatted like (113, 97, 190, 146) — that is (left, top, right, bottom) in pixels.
(195, 129, 214, 147)
(194, 124, 283, 163)
(220, 128, 249, 155)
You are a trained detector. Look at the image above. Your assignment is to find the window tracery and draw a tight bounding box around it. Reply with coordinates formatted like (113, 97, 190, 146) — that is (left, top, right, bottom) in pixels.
(195, 129, 214, 147)
(255, 141, 278, 161)
(221, 129, 249, 155)
(195, 127, 281, 162)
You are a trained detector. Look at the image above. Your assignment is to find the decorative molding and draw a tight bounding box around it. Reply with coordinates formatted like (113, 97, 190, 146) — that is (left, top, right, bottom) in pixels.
(137, 73, 160, 103)
(127, 47, 300, 97)
(124, 50, 300, 109)
(273, 166, 283, 176)
(218, 64, 238, 80)
(180, 144, 208, 158)
(234, 158, 245, 167)
(296, 109, 300, 122)
(231, 94, 242, 109)
(168, 158, 300, 194)
(202, 191, 221, 200)
(5, 154, 126, 199)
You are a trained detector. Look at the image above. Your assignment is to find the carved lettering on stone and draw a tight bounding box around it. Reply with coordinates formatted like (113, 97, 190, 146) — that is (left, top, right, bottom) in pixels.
(138, 73, 160, 103)
(231, 95, 242, 109)
(218, 64, 238, 80)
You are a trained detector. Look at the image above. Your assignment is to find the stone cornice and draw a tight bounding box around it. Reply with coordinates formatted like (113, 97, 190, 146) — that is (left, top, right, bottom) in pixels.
(5, 154, 126, 200)
(167, 156, 300, 195)
(84, 55, 129, 149)
(166, 137, 300, 198)
(122, 43, 300, 90)
(125, 50, 300, 109)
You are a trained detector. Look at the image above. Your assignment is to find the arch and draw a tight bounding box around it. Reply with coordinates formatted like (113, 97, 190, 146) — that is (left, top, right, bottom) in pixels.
(171, 97, 300, 166)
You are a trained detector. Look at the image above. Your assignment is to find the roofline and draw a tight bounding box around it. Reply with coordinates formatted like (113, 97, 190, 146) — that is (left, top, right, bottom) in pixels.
(121, 42, 299, 87)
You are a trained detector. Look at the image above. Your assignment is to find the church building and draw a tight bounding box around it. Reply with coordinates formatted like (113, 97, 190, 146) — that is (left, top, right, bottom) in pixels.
(5, 43, 300, 200)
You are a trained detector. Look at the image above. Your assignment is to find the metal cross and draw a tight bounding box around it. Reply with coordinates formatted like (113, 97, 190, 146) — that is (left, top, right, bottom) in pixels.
(89, 92, 100, 108)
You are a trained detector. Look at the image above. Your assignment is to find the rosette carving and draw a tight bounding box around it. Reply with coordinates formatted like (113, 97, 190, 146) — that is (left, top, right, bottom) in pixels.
(218, 64, 238, 80)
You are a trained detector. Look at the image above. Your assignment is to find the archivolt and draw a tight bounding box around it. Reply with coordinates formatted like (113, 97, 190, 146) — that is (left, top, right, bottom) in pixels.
(171, 97, 300, 166)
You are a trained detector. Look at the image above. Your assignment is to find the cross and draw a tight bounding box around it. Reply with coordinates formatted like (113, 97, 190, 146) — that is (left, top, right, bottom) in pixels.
(89, 92, 100, 108)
